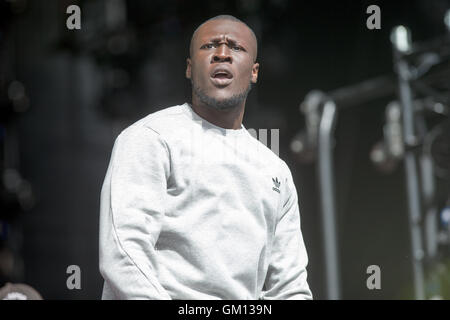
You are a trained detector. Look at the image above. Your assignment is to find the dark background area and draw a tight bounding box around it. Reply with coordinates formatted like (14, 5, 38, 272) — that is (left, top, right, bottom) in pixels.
(0, 0, 449, 299)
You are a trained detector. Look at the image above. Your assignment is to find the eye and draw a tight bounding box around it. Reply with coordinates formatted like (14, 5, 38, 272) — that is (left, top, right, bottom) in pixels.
(201, 43, 215, 49)
(231, 46, 242, 51)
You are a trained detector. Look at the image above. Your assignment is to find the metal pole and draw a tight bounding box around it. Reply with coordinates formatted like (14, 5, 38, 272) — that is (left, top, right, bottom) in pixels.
(392, 26, 426, 300)
(317, 100, 341, 299)
(421, 124, 442, 261)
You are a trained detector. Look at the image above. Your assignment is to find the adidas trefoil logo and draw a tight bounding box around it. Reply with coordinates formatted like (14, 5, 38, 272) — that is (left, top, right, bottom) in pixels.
(272, 177, 281, 193)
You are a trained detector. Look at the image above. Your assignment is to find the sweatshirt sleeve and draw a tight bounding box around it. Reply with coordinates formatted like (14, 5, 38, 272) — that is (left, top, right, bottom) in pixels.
(99, 125, 172, 300)
(260, 162, 313, 300)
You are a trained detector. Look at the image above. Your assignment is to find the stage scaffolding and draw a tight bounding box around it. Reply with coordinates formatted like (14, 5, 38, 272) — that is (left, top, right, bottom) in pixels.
(294, 26, 450, 300)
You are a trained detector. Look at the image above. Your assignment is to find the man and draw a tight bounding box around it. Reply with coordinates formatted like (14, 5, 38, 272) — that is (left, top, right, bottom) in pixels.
(99, 15, 312, 300)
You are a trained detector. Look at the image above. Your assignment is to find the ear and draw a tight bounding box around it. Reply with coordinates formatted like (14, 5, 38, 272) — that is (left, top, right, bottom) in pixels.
(186, 58, 192, 79)
(251, 62, 259, 83)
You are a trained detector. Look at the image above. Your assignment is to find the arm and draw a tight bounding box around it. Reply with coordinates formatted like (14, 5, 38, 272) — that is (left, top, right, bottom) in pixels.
(99, 125, 172, 299)
(260, 163, 313, 300)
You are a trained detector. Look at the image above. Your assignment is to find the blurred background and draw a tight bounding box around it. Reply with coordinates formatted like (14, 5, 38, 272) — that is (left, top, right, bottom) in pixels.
(0, 0, 449, 299)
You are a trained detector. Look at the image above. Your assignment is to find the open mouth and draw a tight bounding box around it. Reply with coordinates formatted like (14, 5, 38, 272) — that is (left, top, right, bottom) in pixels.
(212, 70, 233, 79)
(210, 68, 233, 86)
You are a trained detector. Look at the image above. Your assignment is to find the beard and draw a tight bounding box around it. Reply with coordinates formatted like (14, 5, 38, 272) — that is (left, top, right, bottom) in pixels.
(191, 79, 252, 111)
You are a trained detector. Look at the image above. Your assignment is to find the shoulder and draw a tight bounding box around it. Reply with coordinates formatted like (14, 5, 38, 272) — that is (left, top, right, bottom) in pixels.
(112, 104, 188, 152)
(244, 130, 288, 170)
(118, 103, 188, 140)
(140, 104, 187, 132)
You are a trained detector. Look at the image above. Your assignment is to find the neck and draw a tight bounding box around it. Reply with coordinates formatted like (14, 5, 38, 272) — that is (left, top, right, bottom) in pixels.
(190, 95, 245, 130)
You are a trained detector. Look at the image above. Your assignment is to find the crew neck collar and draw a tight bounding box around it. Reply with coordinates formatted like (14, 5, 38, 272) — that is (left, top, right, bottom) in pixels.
(182, 103, 246, 136)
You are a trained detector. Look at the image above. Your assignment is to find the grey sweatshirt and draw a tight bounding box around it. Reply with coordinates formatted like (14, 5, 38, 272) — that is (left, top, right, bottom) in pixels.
(99, 103, 312, 300)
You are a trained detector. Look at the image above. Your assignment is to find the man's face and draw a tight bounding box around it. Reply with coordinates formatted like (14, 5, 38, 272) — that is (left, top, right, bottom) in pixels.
(186, 19, 259, 110)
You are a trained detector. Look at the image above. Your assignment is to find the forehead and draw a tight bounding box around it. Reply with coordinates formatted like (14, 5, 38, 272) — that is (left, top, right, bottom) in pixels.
(195, 19, 256, 47)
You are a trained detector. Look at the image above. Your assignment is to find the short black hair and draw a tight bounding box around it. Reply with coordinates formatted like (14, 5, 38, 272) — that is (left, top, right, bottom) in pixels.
(189, 15, 258, 60)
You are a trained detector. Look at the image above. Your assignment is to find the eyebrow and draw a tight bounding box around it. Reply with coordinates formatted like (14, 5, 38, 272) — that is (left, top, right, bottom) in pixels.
(202, 36, 248, 50)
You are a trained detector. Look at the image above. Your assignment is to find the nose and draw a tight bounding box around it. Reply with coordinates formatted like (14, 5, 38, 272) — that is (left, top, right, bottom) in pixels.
(212, 44, 232, 63)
